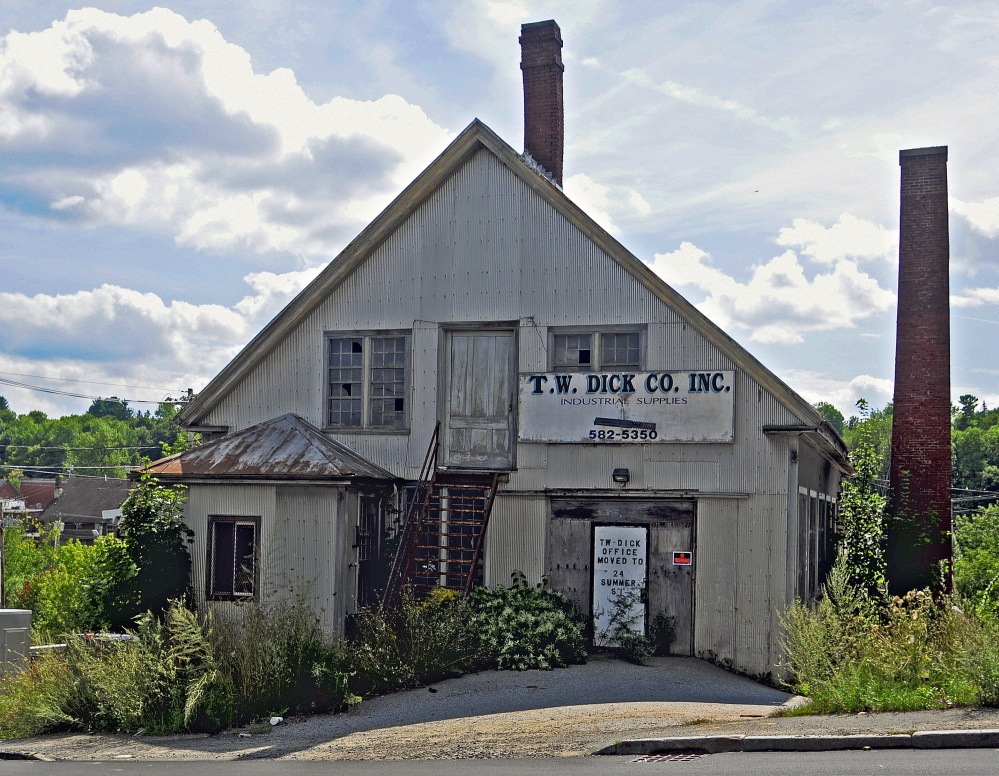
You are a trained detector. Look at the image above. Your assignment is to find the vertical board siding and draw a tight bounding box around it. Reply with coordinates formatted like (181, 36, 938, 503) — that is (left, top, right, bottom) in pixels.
(185, 484, 354, 638)
(693, 498, 738, 661)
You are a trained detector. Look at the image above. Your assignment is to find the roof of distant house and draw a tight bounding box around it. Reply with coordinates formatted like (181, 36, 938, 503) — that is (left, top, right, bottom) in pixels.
(39, 478, 130, 523)
(0, 478, 58, 510)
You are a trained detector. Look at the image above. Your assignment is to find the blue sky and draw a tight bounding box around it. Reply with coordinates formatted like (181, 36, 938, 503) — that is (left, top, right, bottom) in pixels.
(0, 1, 996, 418)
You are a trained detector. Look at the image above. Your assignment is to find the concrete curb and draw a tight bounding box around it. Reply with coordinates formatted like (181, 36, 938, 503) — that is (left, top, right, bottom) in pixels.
(593, 729, 999, 755)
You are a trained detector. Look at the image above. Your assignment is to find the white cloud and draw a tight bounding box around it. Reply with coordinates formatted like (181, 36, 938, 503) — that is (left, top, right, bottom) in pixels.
(648, 241, 895, 345)
(951, 195, 999, 238)
(612, 65, 798, 137)
(775, 213, 897, 265)
(0, 8, 452, 260)
(0, 266, 321, 415)
(778, 369, 894, 416)
(951, 287, 999, 308)
(564, 172, 651, 235)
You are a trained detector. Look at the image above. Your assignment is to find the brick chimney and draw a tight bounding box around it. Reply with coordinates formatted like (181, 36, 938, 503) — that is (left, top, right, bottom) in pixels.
(520, 20, 564, 185)
(887, 145, 952, 594)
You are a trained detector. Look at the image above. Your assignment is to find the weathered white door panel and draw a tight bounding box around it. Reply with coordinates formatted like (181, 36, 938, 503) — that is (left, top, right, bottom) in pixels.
(444, 331, 515, 469)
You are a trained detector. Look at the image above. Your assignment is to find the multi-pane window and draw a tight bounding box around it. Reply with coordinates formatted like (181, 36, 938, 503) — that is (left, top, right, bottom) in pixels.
(552, 330, 642, 370)
(327, 334, 408, 429)
(208, 517, 257, 600)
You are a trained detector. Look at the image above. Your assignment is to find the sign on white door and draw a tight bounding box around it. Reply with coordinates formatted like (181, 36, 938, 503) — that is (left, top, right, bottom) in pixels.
(592, 524, 648, 646)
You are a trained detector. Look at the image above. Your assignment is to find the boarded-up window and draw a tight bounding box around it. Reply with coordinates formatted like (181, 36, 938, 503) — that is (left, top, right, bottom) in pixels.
(326, 333, 408, 429)
(208, 517, 258, 600)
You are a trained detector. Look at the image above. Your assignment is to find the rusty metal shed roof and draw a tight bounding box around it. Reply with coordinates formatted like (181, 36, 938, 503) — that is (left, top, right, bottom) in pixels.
(136, 413, 394, 482)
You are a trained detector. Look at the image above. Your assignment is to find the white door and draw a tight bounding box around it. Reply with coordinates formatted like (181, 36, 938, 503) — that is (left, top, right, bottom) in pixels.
(443, 331, 515, 469)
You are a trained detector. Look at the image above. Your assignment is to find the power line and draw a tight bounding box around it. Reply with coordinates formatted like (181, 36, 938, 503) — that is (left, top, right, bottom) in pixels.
(0, 370, 174, 392)
(2, 444, 164, 451)
(0, 376, 186, 405)
(0, 464, 129, 481)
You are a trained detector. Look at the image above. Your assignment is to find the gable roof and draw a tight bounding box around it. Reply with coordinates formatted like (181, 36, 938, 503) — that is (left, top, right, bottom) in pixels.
(40, 478, 129, 522)
(178, 119, 846, 461)
(138, 413, 394, 482)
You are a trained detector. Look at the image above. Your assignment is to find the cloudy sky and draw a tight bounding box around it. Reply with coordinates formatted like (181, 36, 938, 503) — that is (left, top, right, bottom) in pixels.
(0, 0, 996, 418)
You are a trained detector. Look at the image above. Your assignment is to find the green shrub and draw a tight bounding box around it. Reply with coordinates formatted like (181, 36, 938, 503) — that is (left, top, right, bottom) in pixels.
(782, 563, 998, 713)
(349, 590, 482, 695)
(468, 571, 587, 670)
(2, 523, 135, 642)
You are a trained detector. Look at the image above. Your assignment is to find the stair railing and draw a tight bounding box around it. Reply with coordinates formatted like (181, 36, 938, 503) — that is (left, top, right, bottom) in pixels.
(382, 421, 440, 612)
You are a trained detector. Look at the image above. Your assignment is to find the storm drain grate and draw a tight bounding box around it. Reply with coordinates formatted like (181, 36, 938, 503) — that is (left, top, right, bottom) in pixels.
(631, 753, 709, 763)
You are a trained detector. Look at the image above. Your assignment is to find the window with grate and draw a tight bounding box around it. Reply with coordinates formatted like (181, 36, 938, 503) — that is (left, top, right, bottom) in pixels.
(326, 333, 408, 429)
(551, 330, 642, 370)
(208, 517, 258, 600)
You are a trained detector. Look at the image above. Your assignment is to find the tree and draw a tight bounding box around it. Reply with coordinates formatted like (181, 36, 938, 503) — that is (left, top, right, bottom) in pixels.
(836, 405, 888, 597)
(87, 397, 134, 421)
(813, 402, 845, 435)
(117, 472, 193, 625)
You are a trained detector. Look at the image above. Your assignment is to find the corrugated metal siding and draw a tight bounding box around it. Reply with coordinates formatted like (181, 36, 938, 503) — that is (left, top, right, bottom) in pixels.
(693, 498, 738, 660)
(269, 486, 351, 636)
(185, 484, 276, 614)
(484, 494, 546, 587)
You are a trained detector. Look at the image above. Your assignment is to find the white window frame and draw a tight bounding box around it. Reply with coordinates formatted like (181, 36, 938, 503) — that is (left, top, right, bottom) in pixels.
(324, 331, 410, 432)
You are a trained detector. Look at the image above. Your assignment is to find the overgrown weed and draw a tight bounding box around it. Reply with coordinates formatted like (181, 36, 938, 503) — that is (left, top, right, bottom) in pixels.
(782, 562, 999, 713)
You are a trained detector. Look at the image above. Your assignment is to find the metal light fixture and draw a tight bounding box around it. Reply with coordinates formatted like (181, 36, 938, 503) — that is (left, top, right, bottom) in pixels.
(612, 468, 630, 484)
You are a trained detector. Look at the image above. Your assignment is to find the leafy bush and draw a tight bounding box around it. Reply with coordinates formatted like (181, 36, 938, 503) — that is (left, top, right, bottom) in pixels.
(350, 589, 482, 695)
(116, 472, 193, 626)
(2, 523, 136, 642)
(468, 571, 587, 670)
(954, 504, 999, 610)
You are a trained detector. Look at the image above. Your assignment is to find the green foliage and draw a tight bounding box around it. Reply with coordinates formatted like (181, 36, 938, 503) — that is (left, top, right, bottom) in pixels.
(837, 407, 888, 597)
(0, 600, 350, 737)
(842, 400, 893, 480)
(468, 571, 587, 670)
(0, 401, 181, 478)
(781, 567, 999, 713)
(954, 505, 999, 609)
(0, 575, 587, 738)
(117, 472, 193, 625)
(87, 398, 134, 421)
(813, 402, 845, 435)
(2, 523, 135, 642)
(350, 589, 482, 694)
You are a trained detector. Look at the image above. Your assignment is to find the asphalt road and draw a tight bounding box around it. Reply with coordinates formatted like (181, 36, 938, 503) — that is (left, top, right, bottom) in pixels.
(5, 749, 999, 775)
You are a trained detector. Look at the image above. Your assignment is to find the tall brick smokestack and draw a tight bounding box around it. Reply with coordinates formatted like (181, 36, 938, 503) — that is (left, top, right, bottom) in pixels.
(887, 146, 952, 594)
(520, 20, 564, 185)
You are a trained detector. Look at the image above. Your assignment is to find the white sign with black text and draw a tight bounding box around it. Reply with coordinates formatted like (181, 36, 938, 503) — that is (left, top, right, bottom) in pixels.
(592, 524, 648, 647)
(518, 370, 735, 443)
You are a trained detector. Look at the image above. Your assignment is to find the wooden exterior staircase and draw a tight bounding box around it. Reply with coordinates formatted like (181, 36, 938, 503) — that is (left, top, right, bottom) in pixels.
(383, 424, 500, 610)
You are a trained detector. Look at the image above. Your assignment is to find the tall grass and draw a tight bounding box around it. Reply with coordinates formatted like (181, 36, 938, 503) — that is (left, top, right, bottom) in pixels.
(782, 562, 999, 713)
(0, 576, 588, 738)
(0, 599, 349, 737)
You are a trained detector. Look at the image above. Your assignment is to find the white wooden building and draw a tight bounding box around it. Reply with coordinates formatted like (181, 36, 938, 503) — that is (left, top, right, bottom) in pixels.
(148, 117, 849, 676)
